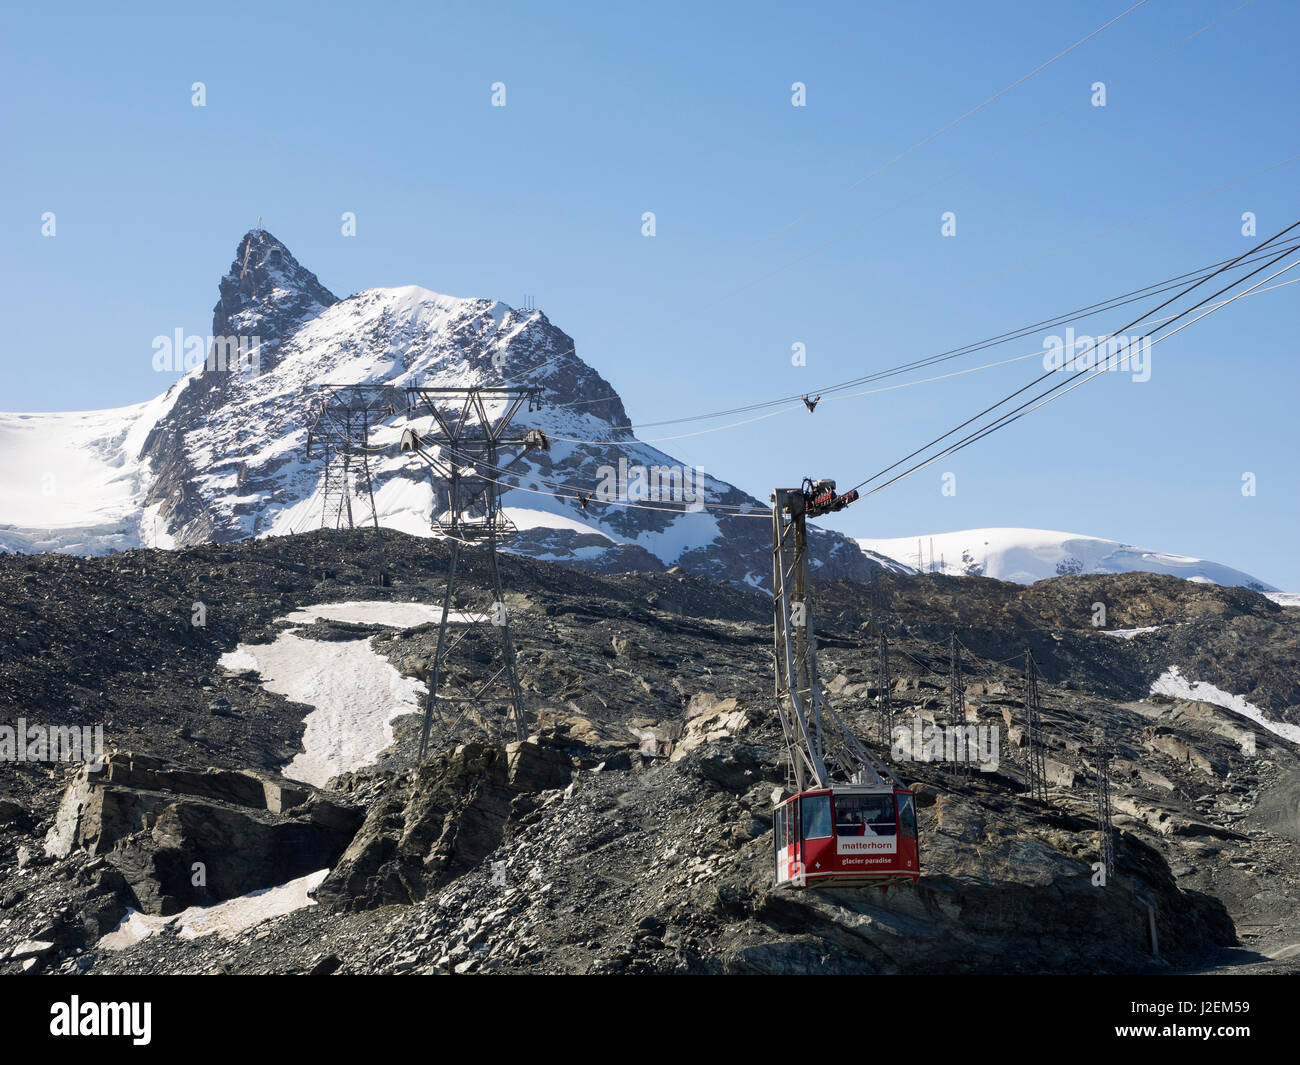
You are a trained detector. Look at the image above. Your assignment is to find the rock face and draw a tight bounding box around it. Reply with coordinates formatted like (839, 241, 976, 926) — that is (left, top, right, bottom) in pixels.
(315, 739, 574, 911)
(44, 753, 362, 915)
(139, 231, 340, 546)
(670, 698, 749, 762)
(816, 568, 1300, 725)
(212, 230, 340, 374)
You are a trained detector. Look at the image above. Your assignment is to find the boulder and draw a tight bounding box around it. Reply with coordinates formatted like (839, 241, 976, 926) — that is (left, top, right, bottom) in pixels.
(1044, 758, 1075, 788)
(0, 797, 28, 828)
(685, 693, 739, 720)
(1138, 768, 1176, 792)
(670, 703, 749, 762)
(826, 675, 873, 700)
(1142, 728, 1219, 777)
(507, 738, 573, 792)
(693, 743, 774, 791)
(966, 681, 1009, 698)
(8, 940, 54, 962)
(1167, 700, 1257, 746)
(317, 740, 572, 912)
(42, 754, 363, 915)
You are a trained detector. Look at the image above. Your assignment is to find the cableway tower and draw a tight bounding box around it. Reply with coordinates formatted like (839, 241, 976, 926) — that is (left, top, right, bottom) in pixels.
(771, 478, 920, 888)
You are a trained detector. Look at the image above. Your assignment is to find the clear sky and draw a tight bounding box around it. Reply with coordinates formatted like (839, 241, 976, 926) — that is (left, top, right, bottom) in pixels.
(2, 1, 1297, 585)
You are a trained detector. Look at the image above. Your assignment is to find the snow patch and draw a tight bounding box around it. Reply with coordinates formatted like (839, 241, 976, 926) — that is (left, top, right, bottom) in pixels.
(98, 868, 329, 950)
(222, 600, 489, 786)
(217, 647, 260, 672)
(1149, 666, 1300, 746)
(1101, 626, 1163, 639)
(222, 601, 464, 787)
(247, 631, 424, 788)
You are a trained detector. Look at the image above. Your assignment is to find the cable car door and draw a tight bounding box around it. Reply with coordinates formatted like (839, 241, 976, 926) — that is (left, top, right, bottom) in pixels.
(799, 791, 835, 879)
(774, 798, 803, 886)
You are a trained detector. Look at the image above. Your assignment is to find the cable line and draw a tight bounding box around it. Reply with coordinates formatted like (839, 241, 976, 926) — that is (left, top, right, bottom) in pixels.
(847, 229, 1300, 499)
(540, 249, 1300, 444)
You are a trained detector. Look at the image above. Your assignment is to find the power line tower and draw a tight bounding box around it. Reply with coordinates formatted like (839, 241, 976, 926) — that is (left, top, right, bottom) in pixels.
(771, 479, 898, 791)
(1088, 727, 1116, 885)
(305, 384, 397, 533)
(867, 574, 894, 746)
(877, 631, 894, 748)
(1022, 649, 1048, 802)
(948, 634, 970, 778)
(402, 385, 549, 756)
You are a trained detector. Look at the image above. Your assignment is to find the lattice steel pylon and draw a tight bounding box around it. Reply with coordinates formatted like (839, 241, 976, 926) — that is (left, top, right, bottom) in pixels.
(877, 631, 894, 747)
(948, 634, 970, 778)
(1090, 728, 1116, 884)
(1022, 649, 1049, 802)
(771, 479, 898, 793)
(305, 384, 399, 533)
(868, 575, 895, 747)
(402, 385, 549, 756)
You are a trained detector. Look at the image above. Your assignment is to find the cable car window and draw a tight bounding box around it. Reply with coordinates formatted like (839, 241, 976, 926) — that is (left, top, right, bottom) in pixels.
(898, 793, 917, 839)
(774, 805, 785, 852)
(834, 793, 897, 836)
(802, 794, 833, 840)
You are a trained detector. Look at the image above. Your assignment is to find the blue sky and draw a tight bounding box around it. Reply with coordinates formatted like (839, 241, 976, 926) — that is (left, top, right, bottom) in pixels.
(2, 1, 1298, 584)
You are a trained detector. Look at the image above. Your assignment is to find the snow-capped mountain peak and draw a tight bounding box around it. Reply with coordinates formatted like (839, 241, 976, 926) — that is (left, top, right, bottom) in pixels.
(856, 527, 1275, 590)
(0, 232, 869, 585)
(1, 232, 1275, 594)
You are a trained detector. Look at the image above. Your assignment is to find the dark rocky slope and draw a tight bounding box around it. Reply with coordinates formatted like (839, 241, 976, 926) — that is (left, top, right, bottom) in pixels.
(1, 531, 1297, 973)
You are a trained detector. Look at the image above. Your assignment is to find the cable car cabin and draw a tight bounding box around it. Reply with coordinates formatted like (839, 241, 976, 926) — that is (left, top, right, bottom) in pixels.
(773, 785, 918, 888)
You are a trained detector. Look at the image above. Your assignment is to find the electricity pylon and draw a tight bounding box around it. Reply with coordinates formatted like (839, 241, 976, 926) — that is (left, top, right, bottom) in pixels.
(948, 634, 970, 779)
(305, 384, 399, 533)
(1022, 650, 1048, 802)
(877, 630, 894, 748)
(1088, 727, 1116, 884)
(402, 385, 549, 755)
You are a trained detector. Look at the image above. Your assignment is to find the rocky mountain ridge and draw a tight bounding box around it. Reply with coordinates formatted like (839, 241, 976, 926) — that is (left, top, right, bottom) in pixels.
(0, 230, 870, 587)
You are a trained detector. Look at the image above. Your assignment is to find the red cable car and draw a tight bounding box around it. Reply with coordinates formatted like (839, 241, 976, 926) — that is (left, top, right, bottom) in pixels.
(774, 784, 919, 888)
